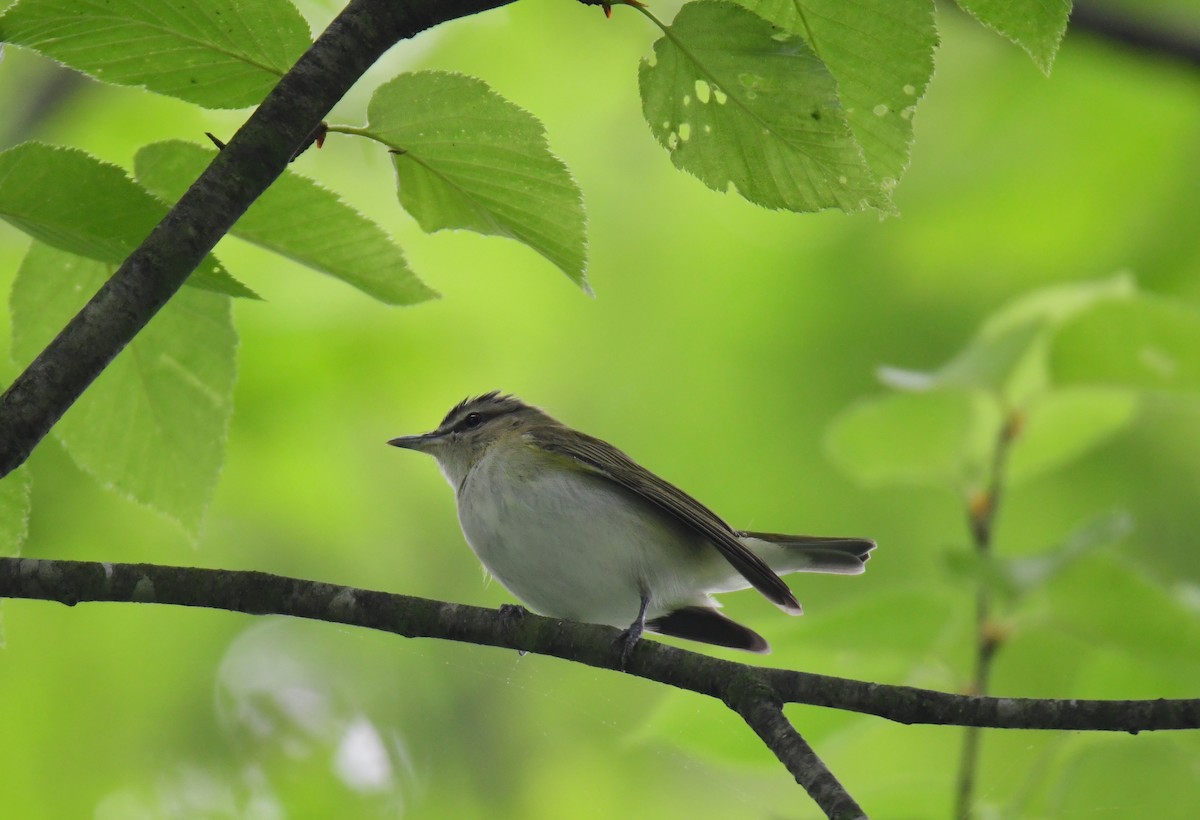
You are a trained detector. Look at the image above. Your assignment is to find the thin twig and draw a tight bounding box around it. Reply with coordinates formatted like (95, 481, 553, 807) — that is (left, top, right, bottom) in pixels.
(955, 411, 1021, 820)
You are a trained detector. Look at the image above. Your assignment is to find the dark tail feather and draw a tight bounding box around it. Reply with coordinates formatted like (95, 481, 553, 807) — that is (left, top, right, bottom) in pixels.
(737, 532, 876, 575)
(648, 606, 770, 653)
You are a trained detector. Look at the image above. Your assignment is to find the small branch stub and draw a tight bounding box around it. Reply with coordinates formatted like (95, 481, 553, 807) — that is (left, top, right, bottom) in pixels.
(577, 0, 646, 20)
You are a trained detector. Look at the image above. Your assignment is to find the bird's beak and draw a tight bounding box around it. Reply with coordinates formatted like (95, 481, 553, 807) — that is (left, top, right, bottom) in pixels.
(387, 431, 442, 452)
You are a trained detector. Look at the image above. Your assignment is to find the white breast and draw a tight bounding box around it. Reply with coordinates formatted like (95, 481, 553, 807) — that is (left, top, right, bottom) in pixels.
(454, 441, 725, 628)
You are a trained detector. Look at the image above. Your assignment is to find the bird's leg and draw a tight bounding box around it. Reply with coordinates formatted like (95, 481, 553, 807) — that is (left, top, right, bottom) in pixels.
(615, 593, 651, 669)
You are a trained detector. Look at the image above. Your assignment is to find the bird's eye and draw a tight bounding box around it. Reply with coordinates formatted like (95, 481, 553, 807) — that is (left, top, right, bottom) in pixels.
(460, 412, 485, 430)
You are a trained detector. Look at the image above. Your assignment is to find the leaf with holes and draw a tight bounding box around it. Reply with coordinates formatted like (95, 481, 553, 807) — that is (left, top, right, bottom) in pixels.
(135, 141, 436, 305)
(0, 0, 311, 108)
(361, 72, 588, 290)
(734, 0, 937, 191)
(10, 245, 237, 537)
(0, 142, 255, 298)
(639, 0, 884, 213)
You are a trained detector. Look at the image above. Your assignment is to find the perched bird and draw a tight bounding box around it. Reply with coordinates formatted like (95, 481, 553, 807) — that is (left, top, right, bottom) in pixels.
(389, 392, 875, 660)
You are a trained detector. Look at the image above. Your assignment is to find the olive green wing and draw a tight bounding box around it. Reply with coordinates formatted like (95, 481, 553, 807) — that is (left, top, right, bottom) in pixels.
(530, 425, 802, 614)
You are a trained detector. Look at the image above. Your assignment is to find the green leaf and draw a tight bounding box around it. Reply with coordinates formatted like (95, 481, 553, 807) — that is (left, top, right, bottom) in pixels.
(0, 467, 32, 555)
(636, 692, 777, 767)
(360, 72, 588, 290)
(135, 141, 436, 305)
(639, 1, 884, 214)
(878, 275, 1136, 402)
(1048, 554, 1200, 669)
(979, 275, 1135, 334)
(1048, 737, 1200, 819)
(0, 143, 255, 298)
(10, 245, 237, 537)
(0, 0, 310, 109)
(945, 510, 1133, 601)
(734, 0, 937, 188)
(1050, 295, 1200, 393)
(1007, 510, 1133, 593)
(833, 277, 1182, 492)
(879, 315, 1045, 397)
(792, 586, 961, 657)
(1008, 388, 1138, 485)
(824, 389, 1001, 487)
(954, 0, 1072, 74)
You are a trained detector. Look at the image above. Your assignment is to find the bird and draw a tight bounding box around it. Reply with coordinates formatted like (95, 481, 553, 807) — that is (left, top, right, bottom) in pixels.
(388, 392, 875, 662)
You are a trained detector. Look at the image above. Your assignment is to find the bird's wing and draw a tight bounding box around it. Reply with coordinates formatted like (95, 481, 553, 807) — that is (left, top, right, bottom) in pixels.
(530, 425, 802, 614)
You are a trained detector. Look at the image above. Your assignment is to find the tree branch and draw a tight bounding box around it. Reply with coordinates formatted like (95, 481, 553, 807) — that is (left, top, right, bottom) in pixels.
(731, 689, 866, 820)
(4, 557, 1196, 734)
(2, 558, 1197, 771)
(0, 0, 515, 479)
(1071, 2, 1200, 68)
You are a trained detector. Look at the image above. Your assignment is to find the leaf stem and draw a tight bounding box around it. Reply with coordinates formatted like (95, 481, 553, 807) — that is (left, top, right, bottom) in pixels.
(629, 2, 668, 32)
(324, 124, 372, 138)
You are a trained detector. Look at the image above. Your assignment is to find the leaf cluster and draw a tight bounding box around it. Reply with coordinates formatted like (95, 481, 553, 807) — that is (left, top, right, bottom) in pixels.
(0, 0, 1077, 537)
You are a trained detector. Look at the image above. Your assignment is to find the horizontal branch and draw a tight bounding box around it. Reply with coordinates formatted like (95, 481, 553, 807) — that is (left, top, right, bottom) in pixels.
(765, 667, 1199, 734)
(2, 557, 1197, 735)
(1071, 2, 1200, 67)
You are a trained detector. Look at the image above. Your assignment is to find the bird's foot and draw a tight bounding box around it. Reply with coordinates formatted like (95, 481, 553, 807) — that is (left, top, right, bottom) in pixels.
(614, 621, 644, 670)
(615, 594, 651, 670)
(499, 603, 528, 622)
(499, 603, 529, 656)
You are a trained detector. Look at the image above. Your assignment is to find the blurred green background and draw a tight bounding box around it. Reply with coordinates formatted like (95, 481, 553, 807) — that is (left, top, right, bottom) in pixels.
(2, 1, 1200, 817)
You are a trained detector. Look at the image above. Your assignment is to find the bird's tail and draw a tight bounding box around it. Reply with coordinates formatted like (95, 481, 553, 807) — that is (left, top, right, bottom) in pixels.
(737, 531, 876, 576)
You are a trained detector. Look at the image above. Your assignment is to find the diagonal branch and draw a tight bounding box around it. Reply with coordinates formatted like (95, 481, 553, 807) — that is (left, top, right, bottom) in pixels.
(0, 0, 515, 479)
(731, 687, 866, 819)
